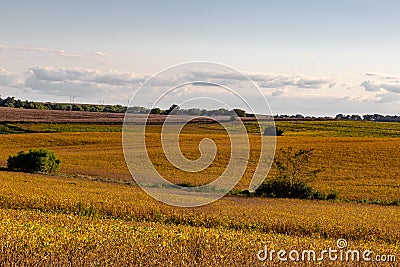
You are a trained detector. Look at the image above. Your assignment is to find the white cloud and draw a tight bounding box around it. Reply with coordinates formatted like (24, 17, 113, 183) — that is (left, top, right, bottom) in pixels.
(51, 49, 82, 58)
(29, 67, 146, 85)
(185, 69, 334, 90)
(365, 72, 400, 80)
(361, 78, 400, 93)
(375, 92, 400, 103)
(360, 72, 400, 103)
(271, 89, 285, 97)
(0, 68, 24, 88)
(0, 65, 392, 115)
(1, 45, 110, 60)
(14, 46, 82, 58)
(22, 66, 341, 104)
(24, 67, 148, 103)
(245, 72, 333, 89)
(95, 51, 106, 56)
(15, 46, 47, 52)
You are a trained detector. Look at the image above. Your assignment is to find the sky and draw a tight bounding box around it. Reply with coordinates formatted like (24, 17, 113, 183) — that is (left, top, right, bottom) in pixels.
(1, 0, 400, 116)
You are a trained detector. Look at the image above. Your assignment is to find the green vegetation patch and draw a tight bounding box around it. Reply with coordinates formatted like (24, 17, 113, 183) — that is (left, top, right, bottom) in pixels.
(0, 124, 32, 134)
(7, 148, 61, 174)
(274, 121, 400, 138)
(1, 120, 399, 138)
(203, 120, 400, 137)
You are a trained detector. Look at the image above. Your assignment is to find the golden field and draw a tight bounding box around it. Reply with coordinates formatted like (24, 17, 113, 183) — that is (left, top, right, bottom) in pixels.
(0, 120, 399, 265)
(0, 121, 399, 201)
(0, 171, 398, 266)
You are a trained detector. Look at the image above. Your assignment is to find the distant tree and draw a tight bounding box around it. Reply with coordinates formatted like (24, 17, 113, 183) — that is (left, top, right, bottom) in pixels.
(14, 99, 24, 108)
(103, 105, 116, 112)
(350, 114, 362, 121)
(150, 108, 161, 114)
(150, 108, 160, 114)
(51, 103, 64, 110)
(22, 101, 34, 109)
(72, 104, 83, 111)
(165, 104, 180, 115)
(335, 114, 344, 120)
(127, 106, 149, 114)
(293, 114, 304, 119)
(44, 102, 53, 110)
(89, 105, 103, 112)
(35, 103, 48, 110)
(363, 114, 373, 121)
(233, 108, 246, 117)
(263, 125, 284, 136)
(186, 108, 201, 116)
(4, 97, 16, 108)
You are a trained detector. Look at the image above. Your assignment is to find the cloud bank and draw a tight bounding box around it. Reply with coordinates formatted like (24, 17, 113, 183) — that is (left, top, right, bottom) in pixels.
(1, 62, 399, 115)
(361, 72, 400, 103)
(0, 68, 23, 88)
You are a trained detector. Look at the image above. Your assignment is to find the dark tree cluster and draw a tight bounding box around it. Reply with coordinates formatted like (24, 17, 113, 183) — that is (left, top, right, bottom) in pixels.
(151, 105, 249, 117)
(275, 113, 400, 122)
(0, 96, 127, 113)
(1, 96, 399, 120)
(336, 113, 400, 122)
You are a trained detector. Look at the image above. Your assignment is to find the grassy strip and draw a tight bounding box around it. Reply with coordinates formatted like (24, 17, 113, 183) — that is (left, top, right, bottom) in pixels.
(0, 124, 33, 134)
(0, 120, 399, 138)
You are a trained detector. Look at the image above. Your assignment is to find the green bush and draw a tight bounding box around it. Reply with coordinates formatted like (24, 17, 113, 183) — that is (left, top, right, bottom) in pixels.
(326, 190, 339, 200)
(7, 148, 61, 174)
(263, 125, 283, 136)
(255, 179, 316, 199)
(254, 179, 338, 200)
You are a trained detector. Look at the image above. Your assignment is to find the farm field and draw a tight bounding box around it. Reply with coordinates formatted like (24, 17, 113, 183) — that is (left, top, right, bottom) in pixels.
(0, 116, 399, 265)
(0, 121, 399, 201)
(0, 171, 398, 266)
(4, 0, 400, 265)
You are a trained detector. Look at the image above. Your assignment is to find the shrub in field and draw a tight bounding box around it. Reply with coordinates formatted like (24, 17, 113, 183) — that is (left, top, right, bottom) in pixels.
(273, 147, 321, 185)
(263, 125, 283, 136)
(255, 147, 337, 200)
(7, 148, 61, 174)
(255, 179, 320, 199)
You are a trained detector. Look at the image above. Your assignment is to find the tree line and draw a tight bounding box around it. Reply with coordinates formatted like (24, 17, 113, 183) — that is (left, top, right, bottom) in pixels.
(334, 113, 400, 122)
(148, 104, 248, 117)
(0, 96, 127, 113)
(275, 113, 400, 122)
(0, 96, 246, 116)
(1, 96, 399, 121)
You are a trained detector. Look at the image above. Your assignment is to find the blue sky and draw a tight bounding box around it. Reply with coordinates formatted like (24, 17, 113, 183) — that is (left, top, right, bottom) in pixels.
(1, 0, 400, 115)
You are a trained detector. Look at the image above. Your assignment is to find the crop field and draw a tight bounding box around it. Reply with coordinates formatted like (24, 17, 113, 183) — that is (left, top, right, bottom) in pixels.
(0, 117, 399, 265)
